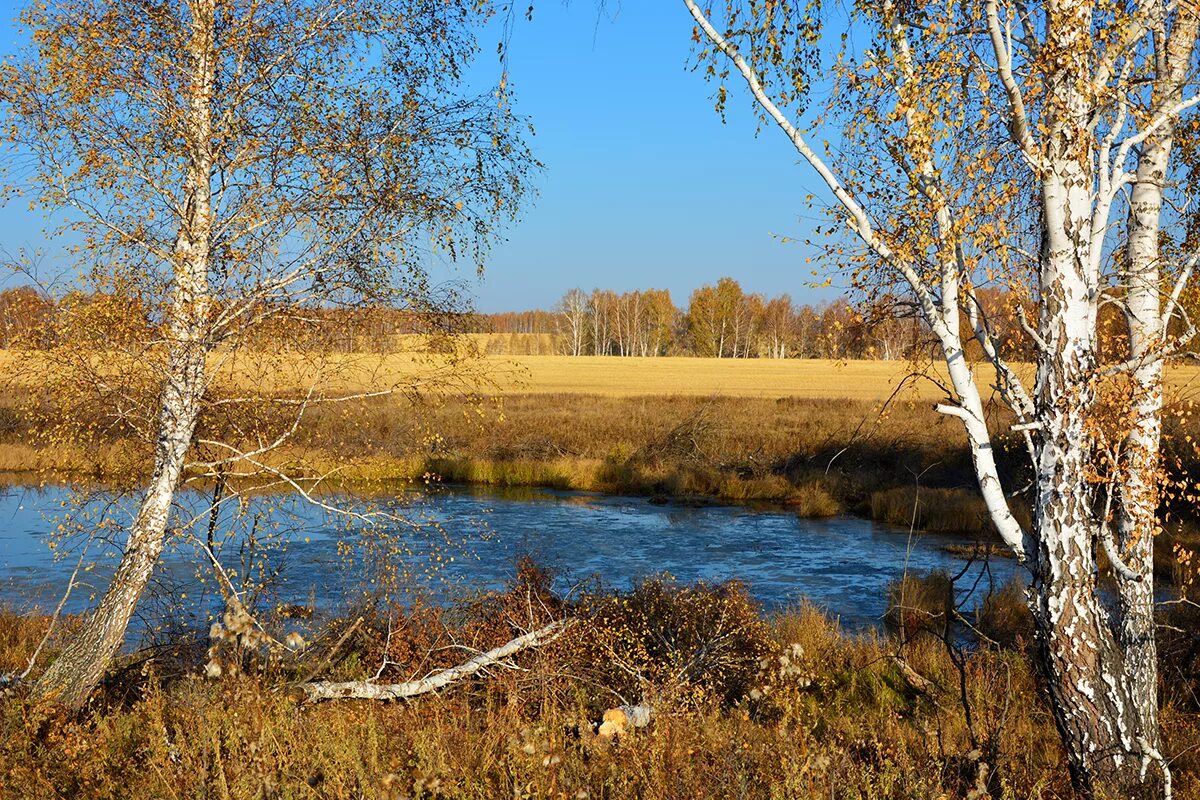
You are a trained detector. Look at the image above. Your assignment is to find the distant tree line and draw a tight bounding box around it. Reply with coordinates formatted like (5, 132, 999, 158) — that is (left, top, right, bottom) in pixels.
(1, 278, 1099, 361)
(0, 284, 469, 353)
(475, 278, 1178, 363)
(474, 278, 1041, 360)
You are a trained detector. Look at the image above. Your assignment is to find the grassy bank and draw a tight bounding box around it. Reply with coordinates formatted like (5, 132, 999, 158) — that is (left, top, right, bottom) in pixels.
(0, 387, 1016, 516)
(2, 570, 1199, 800)
(5, 386, 1200, 571)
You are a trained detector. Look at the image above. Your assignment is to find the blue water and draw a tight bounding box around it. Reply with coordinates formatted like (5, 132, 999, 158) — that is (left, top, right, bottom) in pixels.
(0, 484, 1016, 630)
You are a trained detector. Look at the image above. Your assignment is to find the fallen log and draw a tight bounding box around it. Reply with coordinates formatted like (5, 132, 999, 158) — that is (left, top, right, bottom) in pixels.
(302, 619, 571, 702)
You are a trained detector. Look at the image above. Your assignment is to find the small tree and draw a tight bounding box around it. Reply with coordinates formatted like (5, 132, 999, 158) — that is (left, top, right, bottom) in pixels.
(0, 285, 52, 347)
(1, 0, 534, 708)
(685, 0, 1198, 795)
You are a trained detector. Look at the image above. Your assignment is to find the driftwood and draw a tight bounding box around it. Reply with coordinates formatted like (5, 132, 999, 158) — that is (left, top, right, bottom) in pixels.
(302, 619, 571, 702)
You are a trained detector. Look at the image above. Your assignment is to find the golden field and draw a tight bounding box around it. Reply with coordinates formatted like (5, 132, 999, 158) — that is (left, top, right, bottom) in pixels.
(262, 354, 1200, 401)
(493, 356, 1200, 399)
(482, 356, 954, 400)
(9, 347, 1200, 401)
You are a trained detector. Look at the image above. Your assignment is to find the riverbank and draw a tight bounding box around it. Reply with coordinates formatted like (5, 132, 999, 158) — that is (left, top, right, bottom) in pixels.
(4, 389, 1198, 579)
(0, 386, 1034, 518)
(2, 571, 1198, 799)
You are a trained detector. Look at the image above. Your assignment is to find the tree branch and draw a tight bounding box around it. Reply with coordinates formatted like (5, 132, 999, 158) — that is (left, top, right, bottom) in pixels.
(302, 618, 571, 701)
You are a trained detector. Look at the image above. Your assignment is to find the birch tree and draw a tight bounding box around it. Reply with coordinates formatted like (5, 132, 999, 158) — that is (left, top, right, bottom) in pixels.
(556, 288, 588, 355)
(589, 289, 616, 355)
(762, 295, 794, 358)
(643, 288, 677, 355)
(1, 0, 533, 709)
(684, 0, 1198, 795)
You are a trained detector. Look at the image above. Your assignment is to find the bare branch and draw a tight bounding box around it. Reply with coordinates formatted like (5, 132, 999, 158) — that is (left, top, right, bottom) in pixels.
(302, 619, 572, 701)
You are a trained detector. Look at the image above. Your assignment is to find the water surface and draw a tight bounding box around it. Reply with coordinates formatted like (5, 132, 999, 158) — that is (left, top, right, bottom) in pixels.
(0, 485, 1017, 630)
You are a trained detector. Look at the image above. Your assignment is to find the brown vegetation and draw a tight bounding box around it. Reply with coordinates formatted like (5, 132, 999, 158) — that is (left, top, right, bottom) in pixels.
(1, 568, 1198, 799)
(5, 386, 1200, 555)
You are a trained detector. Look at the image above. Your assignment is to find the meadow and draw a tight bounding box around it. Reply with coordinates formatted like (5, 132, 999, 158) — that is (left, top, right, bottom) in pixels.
(179, 350, 1200, 401)
(449, 355, 981, 400)
(250, 352, 1200, 400)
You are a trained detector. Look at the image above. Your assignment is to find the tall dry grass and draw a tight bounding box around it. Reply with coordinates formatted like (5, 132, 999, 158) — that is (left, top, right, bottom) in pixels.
(0, 600, 1071, 798)
(2, 573, 1198, 800)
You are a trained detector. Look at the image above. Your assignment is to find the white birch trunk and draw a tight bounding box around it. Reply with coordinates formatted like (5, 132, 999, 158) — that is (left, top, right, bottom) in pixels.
(34, 0, 216, 709)
(1030, 161, 1150, 793)
(1119, 135, 1169, 751)
(681, 0, 1177, 793)
(1117, 19, 1197, 751)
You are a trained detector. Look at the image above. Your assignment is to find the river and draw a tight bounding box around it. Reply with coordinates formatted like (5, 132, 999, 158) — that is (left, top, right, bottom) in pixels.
(0, 484, 1017, 632)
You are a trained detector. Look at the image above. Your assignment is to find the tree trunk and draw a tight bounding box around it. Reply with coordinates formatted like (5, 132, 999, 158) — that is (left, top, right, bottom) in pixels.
(1117, 14, 1197, 753)
(33, 351, 205, 707)
(1031, 165, 1153, 797)
(1117, 132, 1169, 752)
(34, 0, 216, 709)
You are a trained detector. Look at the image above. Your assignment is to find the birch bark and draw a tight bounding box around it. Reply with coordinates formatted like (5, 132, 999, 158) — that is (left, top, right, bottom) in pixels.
(1032, 158, 1148, 793)
(1118, 11, 1198, 748)
(34, 0, 216, 709)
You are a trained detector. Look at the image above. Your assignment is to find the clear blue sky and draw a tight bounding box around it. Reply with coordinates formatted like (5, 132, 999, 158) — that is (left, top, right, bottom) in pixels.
(472, 3, 836, 312)
(0, 1, 841, 312)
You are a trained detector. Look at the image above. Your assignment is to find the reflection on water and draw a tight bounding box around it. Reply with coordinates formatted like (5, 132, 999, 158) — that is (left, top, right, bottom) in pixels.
(0, 484, 1018, 631)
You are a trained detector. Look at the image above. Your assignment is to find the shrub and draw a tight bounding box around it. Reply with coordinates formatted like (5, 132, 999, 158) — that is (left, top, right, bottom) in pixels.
(567, 578, 774, 709)
(870, 487, 989, 535)
(786, 482, 841, 517)
(884, 571, 954, 640)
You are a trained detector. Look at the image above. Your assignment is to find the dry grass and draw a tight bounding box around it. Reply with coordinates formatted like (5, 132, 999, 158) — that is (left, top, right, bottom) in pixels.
(0, 598, 1073, 799)
(2, 577, 1198, 800)
(869, 486, 1036, 537)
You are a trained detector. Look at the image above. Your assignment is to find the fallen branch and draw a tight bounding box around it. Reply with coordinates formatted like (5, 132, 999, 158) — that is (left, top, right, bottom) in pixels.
(890, 655, 940, 701)
(302, 619, 571, 702)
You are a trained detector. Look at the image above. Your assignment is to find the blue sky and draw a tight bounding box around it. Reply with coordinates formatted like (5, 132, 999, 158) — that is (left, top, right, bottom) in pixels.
(471, 2, 837, 312)
(0, 1, 842, 312)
